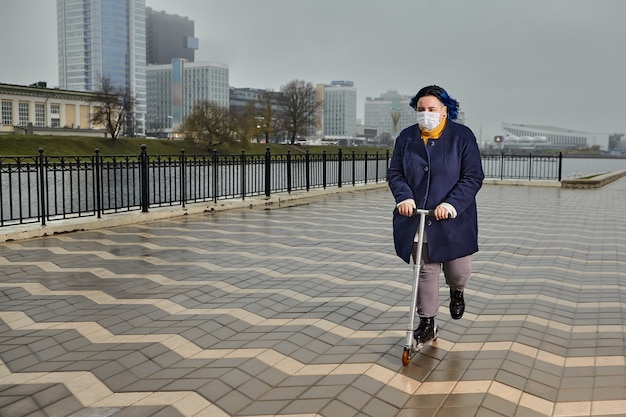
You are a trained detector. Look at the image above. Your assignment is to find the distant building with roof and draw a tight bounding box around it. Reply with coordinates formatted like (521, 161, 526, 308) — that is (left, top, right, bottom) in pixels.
(0, 82, 105, 136)
(364, 91, 414, 137)
(500, 122, 610, 151)
(146, 59, 229, 137)
(146, 7, 198, 65)
(321, 81, 357, 138)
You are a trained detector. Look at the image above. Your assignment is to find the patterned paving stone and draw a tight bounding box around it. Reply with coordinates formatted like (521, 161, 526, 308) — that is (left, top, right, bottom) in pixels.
(0, 179, 624, 416)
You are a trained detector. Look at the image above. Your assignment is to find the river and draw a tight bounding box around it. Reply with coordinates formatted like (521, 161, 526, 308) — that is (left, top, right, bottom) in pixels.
(561, 157, 626, 178)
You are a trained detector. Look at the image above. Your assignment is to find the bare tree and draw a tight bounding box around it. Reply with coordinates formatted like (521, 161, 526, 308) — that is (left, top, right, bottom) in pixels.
(379, 132, 394, 147)
(232, 101, 259, 147)
(390, 97, 402, 136)
(391, 111, 401, 135)
(177, 101, 240, 147)
(259, 90, 277, 143)
(279, 80, 321, 145)
(90, 76, 135, 139)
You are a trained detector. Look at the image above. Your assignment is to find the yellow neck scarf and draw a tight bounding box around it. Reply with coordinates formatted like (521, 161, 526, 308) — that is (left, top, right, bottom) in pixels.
(420, 118, 447, 144)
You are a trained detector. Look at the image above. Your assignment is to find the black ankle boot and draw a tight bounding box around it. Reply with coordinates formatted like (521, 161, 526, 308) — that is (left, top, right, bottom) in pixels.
(413, 317, 436, 344)
(450, 289, 465, 320)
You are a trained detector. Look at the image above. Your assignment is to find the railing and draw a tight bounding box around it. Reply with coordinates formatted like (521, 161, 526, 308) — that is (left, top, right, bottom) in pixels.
(482, 152, 562, 181)
(0, 148, 562, 228)
(0, 146, 390, 227)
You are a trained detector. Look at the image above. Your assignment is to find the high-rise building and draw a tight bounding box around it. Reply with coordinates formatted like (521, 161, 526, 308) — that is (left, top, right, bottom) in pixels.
(146, 59, 229, 137)
(146, 8, 198, 65)
(322, 80, 357, 138)
(364, 91, 415, 138)
(56, 0, 147, 136)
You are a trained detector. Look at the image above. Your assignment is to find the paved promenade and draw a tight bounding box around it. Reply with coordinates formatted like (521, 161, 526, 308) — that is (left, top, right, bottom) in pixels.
(0, 178, 625, 417)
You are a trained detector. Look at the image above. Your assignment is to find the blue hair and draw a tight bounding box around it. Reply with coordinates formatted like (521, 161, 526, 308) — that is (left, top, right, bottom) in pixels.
(409, 85, 460, 120)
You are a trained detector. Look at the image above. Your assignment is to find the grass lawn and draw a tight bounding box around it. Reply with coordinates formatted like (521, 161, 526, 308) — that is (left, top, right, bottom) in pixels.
(0, 135, 390, 157)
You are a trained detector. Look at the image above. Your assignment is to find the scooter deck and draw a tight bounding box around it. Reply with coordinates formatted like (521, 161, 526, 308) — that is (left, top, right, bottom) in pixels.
(401, 326, 438, 365)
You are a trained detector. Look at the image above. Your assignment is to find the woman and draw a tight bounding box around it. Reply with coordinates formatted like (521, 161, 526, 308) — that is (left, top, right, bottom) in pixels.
(387, 85, 484, 344)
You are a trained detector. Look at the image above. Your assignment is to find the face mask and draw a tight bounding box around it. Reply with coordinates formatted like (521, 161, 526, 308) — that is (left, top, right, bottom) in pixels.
(416, 111, 442, 130)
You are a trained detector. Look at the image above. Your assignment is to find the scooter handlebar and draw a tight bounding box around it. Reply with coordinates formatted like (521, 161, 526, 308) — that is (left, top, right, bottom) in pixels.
(412, 208, 452, 219)
(413, 208, 435, 216)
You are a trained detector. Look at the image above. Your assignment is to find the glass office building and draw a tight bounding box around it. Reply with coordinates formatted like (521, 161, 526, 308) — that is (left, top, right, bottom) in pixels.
(57, 0, 147, 135)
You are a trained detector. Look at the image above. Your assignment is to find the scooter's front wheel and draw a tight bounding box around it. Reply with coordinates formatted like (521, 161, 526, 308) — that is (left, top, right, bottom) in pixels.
(401, 348, 411, 366)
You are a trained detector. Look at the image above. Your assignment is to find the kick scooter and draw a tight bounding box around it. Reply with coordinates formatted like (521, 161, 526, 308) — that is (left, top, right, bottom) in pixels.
(401, 208, 439, 366)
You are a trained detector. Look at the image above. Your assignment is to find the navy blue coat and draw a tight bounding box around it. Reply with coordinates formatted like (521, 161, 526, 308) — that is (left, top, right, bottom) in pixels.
(387, 120, 484, 264)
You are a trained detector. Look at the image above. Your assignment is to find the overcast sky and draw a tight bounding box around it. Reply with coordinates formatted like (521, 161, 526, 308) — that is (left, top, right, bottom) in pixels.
(1, 0, 624, 141)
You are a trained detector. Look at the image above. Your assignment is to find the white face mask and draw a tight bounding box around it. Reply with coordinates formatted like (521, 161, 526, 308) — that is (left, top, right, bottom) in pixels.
(416, 111, 442, 130)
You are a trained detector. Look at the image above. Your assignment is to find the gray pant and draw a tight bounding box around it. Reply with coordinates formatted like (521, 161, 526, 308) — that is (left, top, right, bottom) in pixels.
(413, 243, 472, 318)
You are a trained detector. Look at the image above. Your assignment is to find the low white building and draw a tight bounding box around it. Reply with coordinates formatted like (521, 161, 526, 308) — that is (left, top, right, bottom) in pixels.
(501, 122, 610, 151)
(0, 82, 106, 136)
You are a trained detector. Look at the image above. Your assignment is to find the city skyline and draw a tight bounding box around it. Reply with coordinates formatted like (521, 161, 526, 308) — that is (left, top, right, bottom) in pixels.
(1, 0, 625, 142)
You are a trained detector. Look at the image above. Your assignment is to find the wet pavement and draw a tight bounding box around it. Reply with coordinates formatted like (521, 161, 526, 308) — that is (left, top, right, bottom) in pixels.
(0, 178, 624, 417)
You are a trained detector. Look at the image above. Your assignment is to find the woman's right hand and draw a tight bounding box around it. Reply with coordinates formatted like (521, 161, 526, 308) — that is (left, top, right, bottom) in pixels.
(398, 200, 416, 217)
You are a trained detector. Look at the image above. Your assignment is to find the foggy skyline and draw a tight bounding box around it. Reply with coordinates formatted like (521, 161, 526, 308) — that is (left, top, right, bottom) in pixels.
(1, 0, 625, 142)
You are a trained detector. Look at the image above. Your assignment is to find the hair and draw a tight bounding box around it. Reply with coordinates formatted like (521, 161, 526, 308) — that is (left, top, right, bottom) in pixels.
(409, 85, 460, 120)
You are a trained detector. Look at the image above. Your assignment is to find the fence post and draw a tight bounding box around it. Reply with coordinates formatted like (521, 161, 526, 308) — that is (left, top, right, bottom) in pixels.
(528, 152, 532, 181)
(500, 152, 504, 180)
(212, 149, 218, 204)
(558, 152, 563, 182)
(322, 151, 327, 189)
(140, 144, 149, 212)
(305, 150, 310, 192)
(338, 148, 343, 188)
(94, 148, 102, 218)
(240, 150, 246, 200)
(180, 149, 187, 208)
(352, 150, 356, 186)
(364, 151, 368, 184)
(386, 149, 390, 174)
(264, 147, 271, 198)
(286, 150, 292, 193)
(375, 151, 379, 183)
(37, 148, 47, 226)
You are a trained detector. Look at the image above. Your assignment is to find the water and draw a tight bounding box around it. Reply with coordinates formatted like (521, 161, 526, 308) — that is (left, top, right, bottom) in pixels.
(561, 157, 626, 178)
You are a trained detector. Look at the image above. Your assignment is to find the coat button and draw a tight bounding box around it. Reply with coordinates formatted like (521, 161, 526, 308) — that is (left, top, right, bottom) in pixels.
(424, 166, 429, 171)
(427, 220, 432, 226)
(430, 141, 435, 146)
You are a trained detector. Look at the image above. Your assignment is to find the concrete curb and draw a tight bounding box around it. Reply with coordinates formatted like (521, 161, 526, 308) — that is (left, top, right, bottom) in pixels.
(483, 179, 561, 187)
(561, 169, 626, 188)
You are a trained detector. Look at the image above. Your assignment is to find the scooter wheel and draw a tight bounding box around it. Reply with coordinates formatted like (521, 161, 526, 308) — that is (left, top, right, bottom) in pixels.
(401, 348, 411, 366)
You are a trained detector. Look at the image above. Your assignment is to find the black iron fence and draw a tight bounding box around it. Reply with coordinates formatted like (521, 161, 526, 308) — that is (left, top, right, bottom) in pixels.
(0, 146, 390, 227)
(482, 152, 562, 181)
(0, 148, 562, 228)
